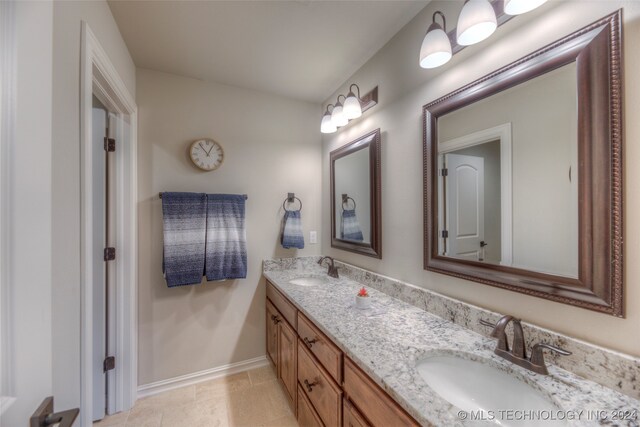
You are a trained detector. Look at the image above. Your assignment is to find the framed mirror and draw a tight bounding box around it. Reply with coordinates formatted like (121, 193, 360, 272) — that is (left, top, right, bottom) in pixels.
(423, 11, 623, 316)
(331, 129, 381, 258)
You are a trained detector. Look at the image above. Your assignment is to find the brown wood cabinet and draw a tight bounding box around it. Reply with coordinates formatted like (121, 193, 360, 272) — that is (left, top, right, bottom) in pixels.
(266, 279, 421, 427)
(343, 399, 371, 427)
(266, 300, 279, 365)
(266, 283, 297, 412)
(278, 317, 298, 406)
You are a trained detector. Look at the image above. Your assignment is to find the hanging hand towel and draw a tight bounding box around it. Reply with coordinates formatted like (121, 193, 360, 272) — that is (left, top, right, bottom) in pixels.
(205, 194, 248, 281)
(162, 192, 207, 287)
(281, 210, 304, 249)
(340, 209, 364, 242)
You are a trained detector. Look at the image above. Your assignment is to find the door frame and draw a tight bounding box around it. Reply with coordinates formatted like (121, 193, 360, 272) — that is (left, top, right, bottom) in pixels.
(438, 123, 513, 266)
(80, 22, 137, 425)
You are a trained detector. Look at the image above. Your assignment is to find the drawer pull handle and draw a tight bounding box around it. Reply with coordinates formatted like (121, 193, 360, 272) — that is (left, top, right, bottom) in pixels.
(271, 315, 281, 324)
(304, 379, 318, 392)
(303, 337, 318, 348)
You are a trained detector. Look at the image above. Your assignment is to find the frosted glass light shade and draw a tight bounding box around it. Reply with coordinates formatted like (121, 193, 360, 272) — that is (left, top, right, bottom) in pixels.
(343, 94, 362, 119)
(420, 24, 452, 69)
(321, 113, 336, 133)
(504, 0, 547, 15)
(456, 0, 497, 46)
(331, 104, 348, 127)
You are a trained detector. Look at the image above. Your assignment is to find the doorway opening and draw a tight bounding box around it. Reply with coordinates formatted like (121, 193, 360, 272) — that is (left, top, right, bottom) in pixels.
(81, 22, 137, 426)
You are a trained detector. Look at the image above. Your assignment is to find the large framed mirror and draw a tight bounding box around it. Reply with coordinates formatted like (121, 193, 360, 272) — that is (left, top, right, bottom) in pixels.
(423, 11, 623, 316)
(331, 129, 381, 258)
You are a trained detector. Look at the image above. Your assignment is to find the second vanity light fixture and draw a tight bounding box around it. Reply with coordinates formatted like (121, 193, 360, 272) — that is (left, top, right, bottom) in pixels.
(419, 0, 547, 69)
(321, 84, 378, 134)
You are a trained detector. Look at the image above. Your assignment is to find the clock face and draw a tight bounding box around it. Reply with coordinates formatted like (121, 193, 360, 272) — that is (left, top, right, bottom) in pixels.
(189, 139, 224, 171)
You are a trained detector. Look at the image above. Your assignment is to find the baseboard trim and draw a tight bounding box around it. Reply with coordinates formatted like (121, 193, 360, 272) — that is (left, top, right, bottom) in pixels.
(137, 355, 270, 399)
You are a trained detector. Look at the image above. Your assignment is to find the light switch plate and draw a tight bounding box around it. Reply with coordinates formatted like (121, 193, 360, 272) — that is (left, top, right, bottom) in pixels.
(309, 231, 317, 244)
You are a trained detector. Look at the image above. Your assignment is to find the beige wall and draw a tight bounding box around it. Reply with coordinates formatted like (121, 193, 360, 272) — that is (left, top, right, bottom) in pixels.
(51, 0, 136, 411)
(137, 68, 322, 386)
(2, 2, 54, 425)
(322, 0, 640, 356)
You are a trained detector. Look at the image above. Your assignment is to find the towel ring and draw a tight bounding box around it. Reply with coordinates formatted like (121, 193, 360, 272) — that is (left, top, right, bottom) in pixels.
(342, 196, 356, 211)
(283, 197, 303, 212)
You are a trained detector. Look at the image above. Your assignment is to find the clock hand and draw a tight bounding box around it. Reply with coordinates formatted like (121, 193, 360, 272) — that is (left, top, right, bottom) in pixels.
(199, 142, 210, 157)
(206, 145, 215, 156)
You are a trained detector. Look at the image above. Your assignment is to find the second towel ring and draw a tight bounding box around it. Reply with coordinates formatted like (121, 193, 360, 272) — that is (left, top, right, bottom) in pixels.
(342, 196, 356, 211)
(283, 196, 303, 212)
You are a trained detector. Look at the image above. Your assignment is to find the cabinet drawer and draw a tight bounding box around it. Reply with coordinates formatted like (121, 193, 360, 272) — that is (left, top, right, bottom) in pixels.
(344, 358, 419, 427)
(267, 281, 297, 328)
(298, 313, 342, 383)
(343, 398, 371, 427)
(297, 384, 324, 427)
(298, 340, 342, 427)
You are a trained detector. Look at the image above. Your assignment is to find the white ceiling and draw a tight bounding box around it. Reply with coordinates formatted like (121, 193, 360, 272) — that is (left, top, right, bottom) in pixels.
(108, 0, 429, 103)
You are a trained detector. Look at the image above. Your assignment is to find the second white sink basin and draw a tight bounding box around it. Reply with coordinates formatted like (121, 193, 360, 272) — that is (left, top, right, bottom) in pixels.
(288, 276, 326, 287)
(416, 355, 566, 426)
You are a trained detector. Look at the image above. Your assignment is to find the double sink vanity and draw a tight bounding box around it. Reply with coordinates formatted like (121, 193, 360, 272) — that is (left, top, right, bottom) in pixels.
(263, 257, 639, 427)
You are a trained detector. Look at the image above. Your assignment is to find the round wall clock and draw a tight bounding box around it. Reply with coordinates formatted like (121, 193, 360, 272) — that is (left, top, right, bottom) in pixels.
(189, 138, 224, 171)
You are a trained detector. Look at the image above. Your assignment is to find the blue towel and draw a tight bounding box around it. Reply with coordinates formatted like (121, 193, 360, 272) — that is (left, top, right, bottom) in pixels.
(281, 210, 304, 249)
(340, 209, 364, 241)
(162, 192, 207, 287)
(205, 194, 248, 281)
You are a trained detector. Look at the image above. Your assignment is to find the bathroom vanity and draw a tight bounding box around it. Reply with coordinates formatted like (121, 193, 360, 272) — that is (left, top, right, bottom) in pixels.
(264, 257, 640, 427)
(266, 279, 418, 426)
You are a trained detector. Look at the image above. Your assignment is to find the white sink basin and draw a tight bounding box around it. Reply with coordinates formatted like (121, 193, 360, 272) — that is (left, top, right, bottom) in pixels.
(417, 355, 566, 426)
(288, 276, 326, 287)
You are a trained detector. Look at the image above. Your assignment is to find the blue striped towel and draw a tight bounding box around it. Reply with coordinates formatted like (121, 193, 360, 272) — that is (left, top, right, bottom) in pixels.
(281, 210, 304, 249)
(162, 192, 207, 287)
(205, 194, 248, 281)
(340, 209, 364, 241)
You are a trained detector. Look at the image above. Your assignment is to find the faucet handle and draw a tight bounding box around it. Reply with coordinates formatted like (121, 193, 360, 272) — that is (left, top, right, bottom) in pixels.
(479, 319, 495, 328)
(529, 343, 572, 374)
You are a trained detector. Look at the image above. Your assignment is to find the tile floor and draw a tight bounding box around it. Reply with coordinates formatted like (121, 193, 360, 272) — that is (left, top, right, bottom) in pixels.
(94, 365, 299, 427)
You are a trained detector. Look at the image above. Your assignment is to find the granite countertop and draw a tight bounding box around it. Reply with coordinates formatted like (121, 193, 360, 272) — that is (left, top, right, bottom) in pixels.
(263, 265, 640, 427)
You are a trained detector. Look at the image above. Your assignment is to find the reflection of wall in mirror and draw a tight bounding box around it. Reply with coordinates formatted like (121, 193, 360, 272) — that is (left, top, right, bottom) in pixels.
(334, 147, 371, 243)
(450, 141, 501, 264)
(439, 64, 578, 278)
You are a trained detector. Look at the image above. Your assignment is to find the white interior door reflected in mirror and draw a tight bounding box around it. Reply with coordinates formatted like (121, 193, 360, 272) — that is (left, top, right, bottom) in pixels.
(443, 153, 485, 262)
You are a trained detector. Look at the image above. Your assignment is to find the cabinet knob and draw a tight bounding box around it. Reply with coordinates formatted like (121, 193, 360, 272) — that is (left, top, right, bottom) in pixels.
(304, 379, 318, 392)
(271, 315, 281, 324)
(303, 337, 318, 348)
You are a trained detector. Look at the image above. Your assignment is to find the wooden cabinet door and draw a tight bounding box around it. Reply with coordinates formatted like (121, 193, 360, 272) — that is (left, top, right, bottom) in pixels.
(278, 318, 297, 409)
(344, 399, 371, 427)
(266, 300, 279, 367)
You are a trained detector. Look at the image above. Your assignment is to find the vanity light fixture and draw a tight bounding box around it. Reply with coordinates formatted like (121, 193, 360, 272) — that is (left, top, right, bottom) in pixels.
(456, 0, 497, 46)
(504, 0, 547, 15)
(343, 84, 363, 119)
(419, 11, 452, 69)
(331, 95, 349, 127)
(321, 104, 337, 134)
(320, 85, 378, 133)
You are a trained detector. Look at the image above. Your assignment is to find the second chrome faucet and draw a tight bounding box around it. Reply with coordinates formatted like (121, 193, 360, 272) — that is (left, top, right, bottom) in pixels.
(481, 315, 571, 375)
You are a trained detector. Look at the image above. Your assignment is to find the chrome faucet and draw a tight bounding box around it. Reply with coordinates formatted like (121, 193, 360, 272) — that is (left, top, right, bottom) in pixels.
(317, 256, 339, 278)
(481, 315, 571, 375)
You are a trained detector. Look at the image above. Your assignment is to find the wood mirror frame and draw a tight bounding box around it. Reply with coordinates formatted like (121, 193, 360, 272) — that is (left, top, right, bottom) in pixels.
(331, 128, 382, 258)
(423, 11, 623, 316)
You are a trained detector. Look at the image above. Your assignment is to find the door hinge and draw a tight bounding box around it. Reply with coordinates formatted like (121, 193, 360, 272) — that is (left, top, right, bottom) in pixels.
(104, 137, 116, 152)
(441, 168, 448, 177)
(441, 230, 449, 239)
(104, 247, 116, 261)
(103, 356, 115, 373)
